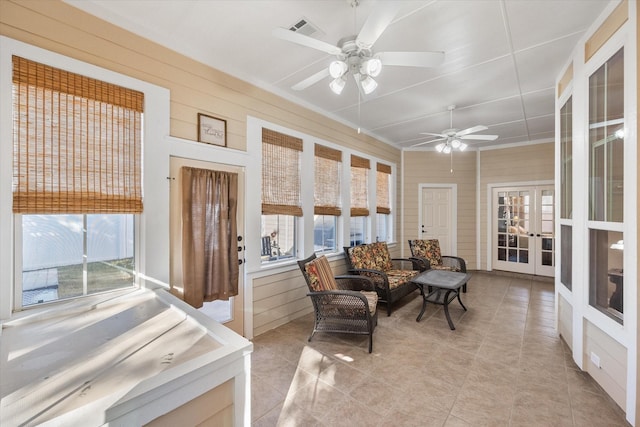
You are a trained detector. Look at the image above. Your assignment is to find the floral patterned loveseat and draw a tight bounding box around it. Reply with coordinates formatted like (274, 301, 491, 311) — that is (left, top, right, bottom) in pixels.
(343, 242, 424, 316)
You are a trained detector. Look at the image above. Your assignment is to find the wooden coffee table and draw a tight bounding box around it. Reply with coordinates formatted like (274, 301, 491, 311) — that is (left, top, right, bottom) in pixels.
(410, 270, 470, 330)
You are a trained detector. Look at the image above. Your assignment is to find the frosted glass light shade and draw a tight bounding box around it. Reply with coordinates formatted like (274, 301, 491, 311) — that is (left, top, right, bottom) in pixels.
(329, 77, 346, 94)
(329, 61, 348, 78)
(360, 75, 378, 94)
(361, 58, 382, 77)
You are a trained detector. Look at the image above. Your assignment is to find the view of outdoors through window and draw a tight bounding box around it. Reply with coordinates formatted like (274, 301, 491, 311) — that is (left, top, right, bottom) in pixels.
(22, 214, 135, 306)
(376, 213, 389, 242)
(260, 214, 296, 262)
(313, 215, 337, 253)
(350, 217, 366, 246)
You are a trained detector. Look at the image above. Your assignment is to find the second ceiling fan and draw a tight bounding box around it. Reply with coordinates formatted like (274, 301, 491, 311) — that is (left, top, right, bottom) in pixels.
(413, 105, 499, 151)
(272, 0, 445, 95)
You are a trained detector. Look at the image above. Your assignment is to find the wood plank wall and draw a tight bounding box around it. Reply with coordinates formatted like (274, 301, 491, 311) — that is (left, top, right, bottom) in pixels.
(0, 0, 402, 337)
(402, 150, 477, 268)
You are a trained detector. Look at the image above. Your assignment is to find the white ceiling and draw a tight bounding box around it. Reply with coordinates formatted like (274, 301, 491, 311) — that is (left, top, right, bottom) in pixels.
(65, 0, 609, 150)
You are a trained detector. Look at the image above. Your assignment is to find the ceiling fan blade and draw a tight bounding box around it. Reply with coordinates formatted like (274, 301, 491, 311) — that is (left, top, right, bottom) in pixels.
(419, 132, 447, 138)
(411, 137, 446, 147)
(355, 3, 401, 49)
(272, 27, 342, 55)
(378, 51, 445, 68)
(460, 134, 499, 141)
(292, 68, 330, 91)
(456, 125, 488, 136)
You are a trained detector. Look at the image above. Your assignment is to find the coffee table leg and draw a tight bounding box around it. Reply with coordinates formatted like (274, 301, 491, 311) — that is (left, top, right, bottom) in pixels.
(457, 292, 467, 311)
(416, 286, 427, 322)
(443, 290, 455, 330)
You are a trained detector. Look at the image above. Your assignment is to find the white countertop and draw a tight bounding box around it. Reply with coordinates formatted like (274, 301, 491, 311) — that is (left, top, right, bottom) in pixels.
(1, 287, 252, 426)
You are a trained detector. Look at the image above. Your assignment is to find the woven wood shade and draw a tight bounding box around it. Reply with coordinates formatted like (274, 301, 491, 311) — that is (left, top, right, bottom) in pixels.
(12, 56, 144, 214)
(376, 163, 391, 214)
(314, 144, 342, 216)
(350, 155, 369, 217)
(262, 128, 303, 216)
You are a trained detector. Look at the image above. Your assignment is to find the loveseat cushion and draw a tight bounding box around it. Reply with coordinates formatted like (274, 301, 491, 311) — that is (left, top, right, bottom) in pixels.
(304, 255, 338, 291)
(431, 264, 462, 273)
(349, 242, 393, 271)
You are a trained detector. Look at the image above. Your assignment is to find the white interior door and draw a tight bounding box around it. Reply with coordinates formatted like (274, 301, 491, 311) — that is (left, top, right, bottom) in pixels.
(492, 186, 554, 277)
(169, 156, 245, 336)
(420, 186, 453, 255)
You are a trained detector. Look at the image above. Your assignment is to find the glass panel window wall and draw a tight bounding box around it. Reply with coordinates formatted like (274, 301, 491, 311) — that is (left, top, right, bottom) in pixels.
(588, 48, 624, 223)
(560, 97, 573, 219)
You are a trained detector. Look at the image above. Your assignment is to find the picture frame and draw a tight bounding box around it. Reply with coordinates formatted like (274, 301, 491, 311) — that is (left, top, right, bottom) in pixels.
(197, 113, 227, 147)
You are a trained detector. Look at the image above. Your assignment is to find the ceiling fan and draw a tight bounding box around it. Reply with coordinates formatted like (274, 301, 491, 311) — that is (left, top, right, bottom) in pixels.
(272, 0, 444, 95)
(413, 105, 499, 151)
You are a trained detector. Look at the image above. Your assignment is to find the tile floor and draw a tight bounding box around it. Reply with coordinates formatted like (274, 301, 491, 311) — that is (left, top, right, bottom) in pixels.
(251, 271, 630, 426)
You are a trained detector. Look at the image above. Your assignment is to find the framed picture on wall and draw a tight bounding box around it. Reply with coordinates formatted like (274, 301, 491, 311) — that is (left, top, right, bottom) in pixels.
(197, 113, 227, 146)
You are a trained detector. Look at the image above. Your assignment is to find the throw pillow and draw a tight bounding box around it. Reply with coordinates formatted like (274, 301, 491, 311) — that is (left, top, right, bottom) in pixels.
(305, 255, 338, 291)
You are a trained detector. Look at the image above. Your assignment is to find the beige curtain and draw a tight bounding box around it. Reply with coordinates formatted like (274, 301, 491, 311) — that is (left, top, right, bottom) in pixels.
(181, 166, 238, 308)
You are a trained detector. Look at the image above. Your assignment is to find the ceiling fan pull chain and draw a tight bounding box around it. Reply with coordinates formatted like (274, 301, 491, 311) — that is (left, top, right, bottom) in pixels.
(357, 87, 361, 134)
(450, 151, 454, 174)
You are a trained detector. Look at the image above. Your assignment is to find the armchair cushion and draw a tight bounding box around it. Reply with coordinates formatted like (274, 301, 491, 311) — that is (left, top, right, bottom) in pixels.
(409, 239, 442, 267)
(361, 291, 378, 315)
(304, 255, 338, 291)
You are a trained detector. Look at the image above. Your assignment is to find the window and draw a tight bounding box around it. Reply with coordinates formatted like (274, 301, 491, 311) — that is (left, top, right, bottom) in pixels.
(589, 230, 623, 323)
(588, 48, 624, 223)
(261, 128, 303, 262)
(350, 217, 365, 246)
(376, 163, 391, 242)
(12, 56, 143, 306)
(22, 214, 134, 306)
(560, 97, 573, 219)
(313, 145, 341, 253)
(587, 47, 624, 323)
(350, 155, 369, 246)
(260, 215, 296, 261)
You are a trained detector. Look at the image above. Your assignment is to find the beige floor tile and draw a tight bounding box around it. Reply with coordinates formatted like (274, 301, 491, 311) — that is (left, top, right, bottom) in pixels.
(251, 271, 629, 427)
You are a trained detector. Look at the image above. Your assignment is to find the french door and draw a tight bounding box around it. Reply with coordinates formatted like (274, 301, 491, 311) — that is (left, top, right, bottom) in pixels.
(492, 186, 554, 276)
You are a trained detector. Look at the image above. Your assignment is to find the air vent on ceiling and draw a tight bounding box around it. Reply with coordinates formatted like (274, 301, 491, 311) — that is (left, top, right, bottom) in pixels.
(288, 17, 323, 37)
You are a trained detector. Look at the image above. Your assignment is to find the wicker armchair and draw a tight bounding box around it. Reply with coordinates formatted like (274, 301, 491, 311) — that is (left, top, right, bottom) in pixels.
(297, 253, 378, 353)
(408, 239, 468, 292)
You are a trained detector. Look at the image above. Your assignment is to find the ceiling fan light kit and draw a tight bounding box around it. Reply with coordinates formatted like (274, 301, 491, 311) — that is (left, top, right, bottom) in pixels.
(272, 1, 444, 98)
